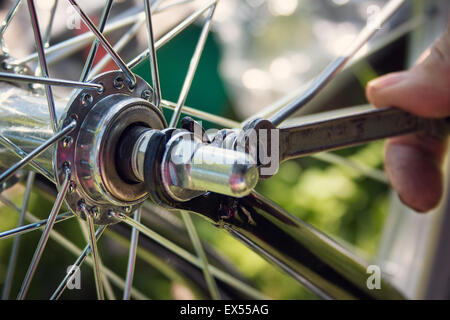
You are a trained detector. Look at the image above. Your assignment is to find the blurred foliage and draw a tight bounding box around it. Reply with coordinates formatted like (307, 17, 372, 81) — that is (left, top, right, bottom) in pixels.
(132, 24, 237, 130)
(191, 141, 389, 300)
(0, 3, 390, 299)
(258, 141, 389, 257)
(0, 141, 389, 300)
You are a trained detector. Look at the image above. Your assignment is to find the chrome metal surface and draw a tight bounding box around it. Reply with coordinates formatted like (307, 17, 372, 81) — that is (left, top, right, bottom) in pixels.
(27, 0, 58, 132)
(269, 0, 407, 126)
(0, 168, 26, 192)
(2, 171, 35, 299)
(0, 212, 74, 241)
(278, 106, 449, 163)
(144, 0, 161, 108)
(83, 204, 105, 300)
(175, 191, 406, 299)
(166, 137, 258, 198)
(134, 129, 259, 201)
(55, 71, 165, 225)
(181, 210, 220, 299)
(75, 95, 163, 204)
(17, 167, 71, 300)
(128, 0, 217, 69)
(50, 225, 107, 300)
(0, 195, 147, 300)
(75, 215, 116, 300)
(168, 2, 217, 127)
(15, 9, 145, 67)
(131, 129, 157, 182)
(79, 0, 113, 83)
(110, 210, 266, 299)
(0, 135, 53, 183)
(88, 0, 168, 79)
(0, 0, 22, 56)
(68, 0, 136, 86)
(0, 119, 76, 185)
(123, 209, 140, 300)
(88, 18, 145, 80)
(160, 99, 240, 129)
(0, 72, 103, 90)
(0, 0, 439, 301)
(0, 82, 66, 180)
(42, 0, 57, 49)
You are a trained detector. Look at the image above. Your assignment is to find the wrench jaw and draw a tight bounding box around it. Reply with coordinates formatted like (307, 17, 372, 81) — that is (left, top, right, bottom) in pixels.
(125, 122, 260, 207)
(237, 106, 450, 180)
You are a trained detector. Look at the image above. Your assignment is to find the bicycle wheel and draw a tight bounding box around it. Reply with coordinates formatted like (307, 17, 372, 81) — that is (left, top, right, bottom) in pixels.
(0, 0, 444, 300)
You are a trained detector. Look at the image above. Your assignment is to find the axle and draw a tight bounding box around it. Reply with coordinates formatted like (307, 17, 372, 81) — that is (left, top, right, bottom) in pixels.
(0, 72, 259, 224)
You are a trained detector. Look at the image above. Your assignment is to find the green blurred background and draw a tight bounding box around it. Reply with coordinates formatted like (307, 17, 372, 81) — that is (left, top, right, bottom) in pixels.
(0, 0, 392, 299)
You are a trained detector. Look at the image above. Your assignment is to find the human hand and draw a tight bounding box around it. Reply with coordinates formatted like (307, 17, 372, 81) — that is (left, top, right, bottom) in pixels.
(366, 23, 450, 212)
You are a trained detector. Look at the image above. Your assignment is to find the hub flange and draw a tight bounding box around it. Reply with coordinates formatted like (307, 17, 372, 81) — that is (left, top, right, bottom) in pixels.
(55, 71, 166, 225)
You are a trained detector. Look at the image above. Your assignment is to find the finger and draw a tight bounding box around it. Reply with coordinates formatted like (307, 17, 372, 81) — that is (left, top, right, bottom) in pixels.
(384, 133, 447, 212)
(366, 69, 450, 118)
(366, 23, 450, 118)
(365, 24, 450, 212)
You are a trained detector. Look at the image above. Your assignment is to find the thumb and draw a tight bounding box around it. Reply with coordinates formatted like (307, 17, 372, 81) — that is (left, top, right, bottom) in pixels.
(365, 24, 450, 212)
(366, 24, 450, 118)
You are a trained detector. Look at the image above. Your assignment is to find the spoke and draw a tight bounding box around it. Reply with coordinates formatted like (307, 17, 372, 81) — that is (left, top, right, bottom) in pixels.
(245, 84, 307, 124)
(17, 167, 71, 300)
(222, 224, 331, 298)
(27, 0, 58, 132)
(111, 211, 268, 300)
(79, 0, 113, 82)
(0, 119, 76, 185)
(0, 211, 74, 241)
(128, 0, 217, 69)
(0, 0, 22, 37)
(76, 218, 115, 300)
(68, 0, 136, 86)
(1, 172, 35, 300)
(0, 72, 103, 90)
(311, 152, 388, 184)
(0, 135, 54, 183)
(0, 0, 23, 55)
(10, 0, 191, 68)
(144, 0, 162, 108)
(88, 0, 169, 79)
(0, 194, 20, 212)
(50, 225, 106, 300)
(123, 209, 141, 300)
(14, 0, 188, 65)
(169, 2, 217, 127)
(14, 11, 144, 67)
(161, 99, 240, 128)
(269, 0, 407, 126)
(248, 15, 424, 123)
(43, 0, 58, 48)
(88, 19, 145, 79)
(181, 212, 220, 299)
(0, 201, 148, 300)
(49, 223, 149, 300)
(81, 204, 105, 300)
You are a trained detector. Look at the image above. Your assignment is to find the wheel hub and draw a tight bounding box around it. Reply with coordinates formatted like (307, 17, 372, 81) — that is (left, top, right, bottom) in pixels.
(55, 71, 166, 225)
(56, 71, 259, 225)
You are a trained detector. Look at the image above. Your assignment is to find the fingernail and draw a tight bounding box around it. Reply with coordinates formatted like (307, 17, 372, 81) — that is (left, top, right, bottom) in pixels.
(368, 72, 407, 90)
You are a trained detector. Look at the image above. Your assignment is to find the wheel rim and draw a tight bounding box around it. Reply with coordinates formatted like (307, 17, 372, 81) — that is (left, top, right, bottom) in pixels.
(0, 0, 411, 300)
